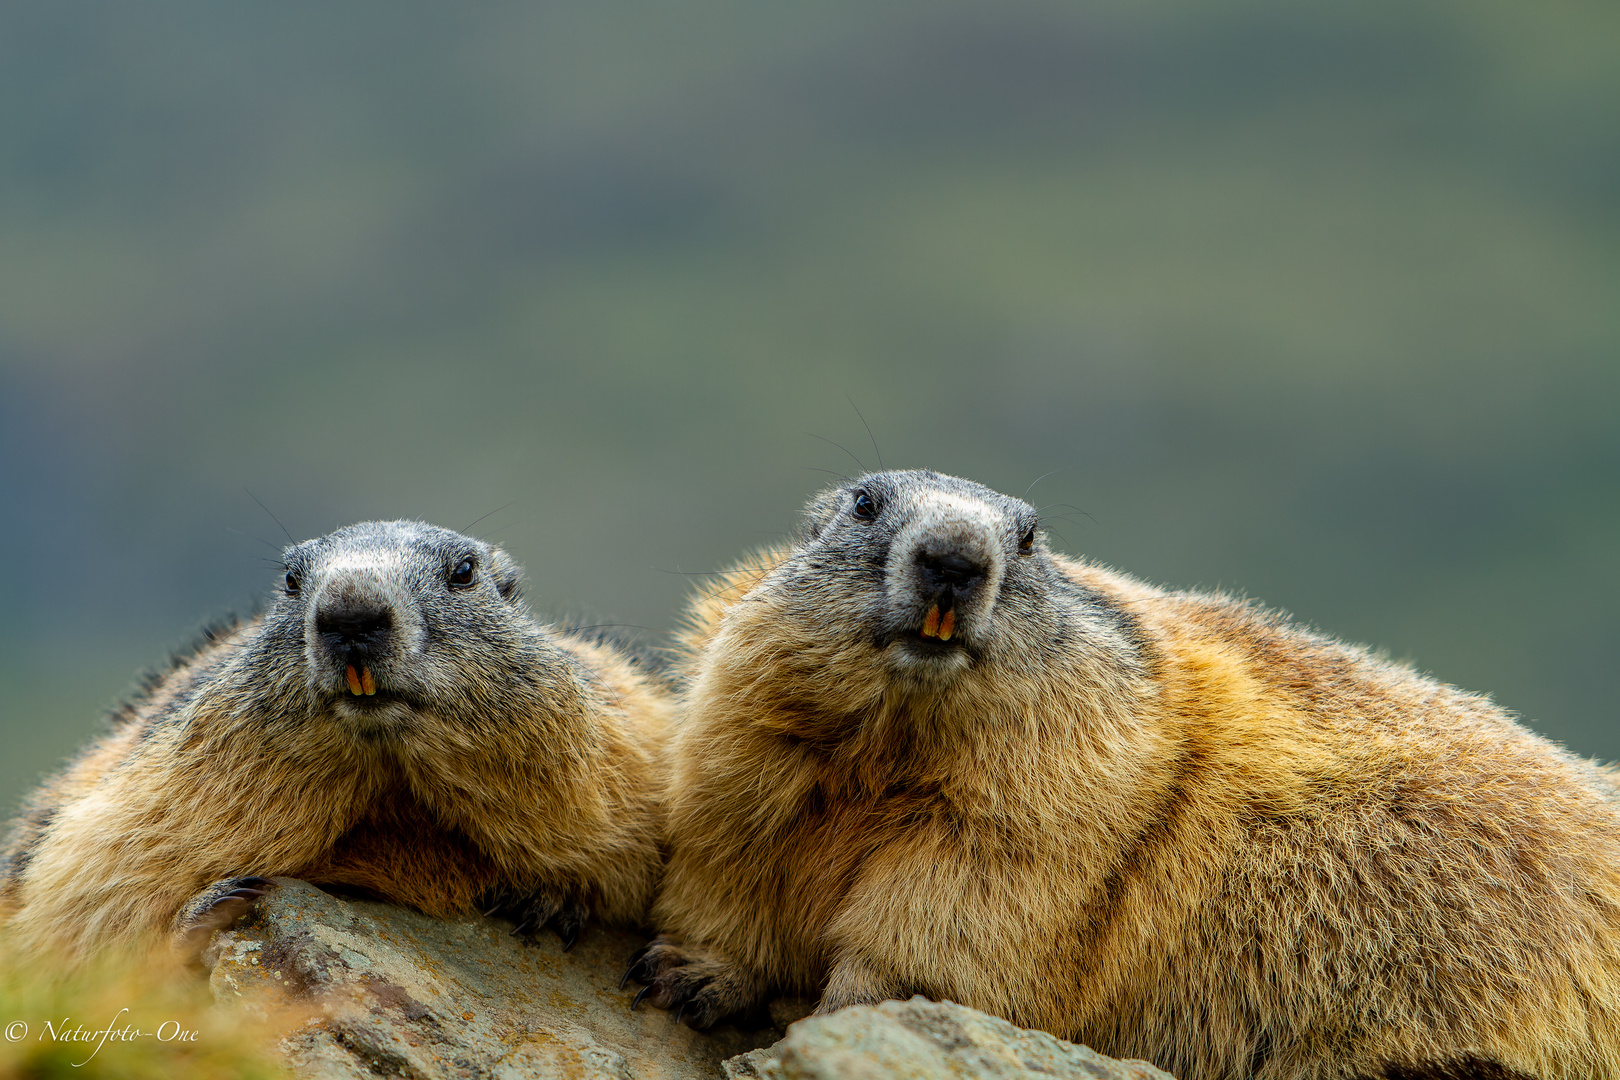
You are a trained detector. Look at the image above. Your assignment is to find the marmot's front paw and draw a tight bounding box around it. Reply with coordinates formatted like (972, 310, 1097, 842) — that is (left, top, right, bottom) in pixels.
(481, 886, 590, 951)
(171, 876, 277, 964)
(621, 936, 765, 1029)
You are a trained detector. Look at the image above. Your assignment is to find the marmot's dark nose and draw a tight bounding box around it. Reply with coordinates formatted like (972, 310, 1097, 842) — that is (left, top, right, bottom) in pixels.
(918, 550, 987, 593)
(316, 602, 394, 659)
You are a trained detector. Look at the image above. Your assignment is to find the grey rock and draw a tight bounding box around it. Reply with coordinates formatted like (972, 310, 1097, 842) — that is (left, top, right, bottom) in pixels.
(722, 997, 1176, 1080)
(205, 878, 777, 1079)
(721, 1046, 782, 1079)
(206, 880, 1175, 1080)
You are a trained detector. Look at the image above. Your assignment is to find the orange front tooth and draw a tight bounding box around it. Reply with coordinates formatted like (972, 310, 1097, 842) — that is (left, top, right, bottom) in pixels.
(345, 665, 363, 696)
(922, 604, 941, 638)
(938, 609, 955, 641)
(361, 667, 377, 696)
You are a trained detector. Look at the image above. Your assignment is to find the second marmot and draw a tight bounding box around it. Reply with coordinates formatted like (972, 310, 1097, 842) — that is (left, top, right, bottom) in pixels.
(634, 469, 1620, 1080)
(1, 520, 671, 965)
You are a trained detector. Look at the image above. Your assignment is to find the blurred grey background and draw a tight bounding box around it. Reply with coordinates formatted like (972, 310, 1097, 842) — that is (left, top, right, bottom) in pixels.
(1, 1, 1616, 810)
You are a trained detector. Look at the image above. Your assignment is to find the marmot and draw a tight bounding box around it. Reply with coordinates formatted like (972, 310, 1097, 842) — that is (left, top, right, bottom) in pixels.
(631, 470, 1620, 1080)
(0, 520, 672, 966)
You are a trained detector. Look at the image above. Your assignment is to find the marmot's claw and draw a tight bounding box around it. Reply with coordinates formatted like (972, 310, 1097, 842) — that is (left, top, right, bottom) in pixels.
(482, 885, 589, 949)
(547, 903, 585, 951)
(620, 945, 652, 989)
(655, 975, 732, 1030)
(219, 885, 269, 902)
(171, 875, 280, 965)
(662, 981, 723, 1029)
(621, 938, 757, 1029)
(622, 937, 686, 993)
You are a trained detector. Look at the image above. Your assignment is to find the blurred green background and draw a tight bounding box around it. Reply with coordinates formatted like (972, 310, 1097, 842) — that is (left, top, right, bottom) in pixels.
(1, 0, 1615, 810)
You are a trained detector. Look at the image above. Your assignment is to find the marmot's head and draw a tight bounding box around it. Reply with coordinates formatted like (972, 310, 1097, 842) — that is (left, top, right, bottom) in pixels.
(718, 471, 1125, 710)
(254, 520, 570, 736)
(800, 471, 1038, 679)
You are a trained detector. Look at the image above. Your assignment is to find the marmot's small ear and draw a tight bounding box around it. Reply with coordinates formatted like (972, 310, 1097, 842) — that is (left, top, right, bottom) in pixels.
(490, 550, 524, 601)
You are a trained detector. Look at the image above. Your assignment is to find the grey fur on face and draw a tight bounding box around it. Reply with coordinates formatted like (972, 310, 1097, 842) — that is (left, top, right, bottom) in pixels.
(259, 521, 553, 735)
(784, 470, 1100, 686)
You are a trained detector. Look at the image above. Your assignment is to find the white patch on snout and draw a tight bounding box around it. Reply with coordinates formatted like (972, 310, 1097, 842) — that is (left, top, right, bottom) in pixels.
(885, 491, 1008, 636)
(321, 547, 410, 578)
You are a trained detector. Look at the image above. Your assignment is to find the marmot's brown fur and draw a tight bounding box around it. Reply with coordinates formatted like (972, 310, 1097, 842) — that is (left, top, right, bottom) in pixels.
(1, 520, 672, 966)
(632, 470, 1620, 1080)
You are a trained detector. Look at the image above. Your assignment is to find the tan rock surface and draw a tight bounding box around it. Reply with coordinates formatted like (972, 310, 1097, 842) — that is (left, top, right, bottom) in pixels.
(205, 878, 777, 1079)
(724, 997, 1176, 1080)
(204, 879, 1176, 1079)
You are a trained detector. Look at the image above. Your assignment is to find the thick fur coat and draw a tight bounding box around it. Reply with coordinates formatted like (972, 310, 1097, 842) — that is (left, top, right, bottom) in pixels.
(636, 470, 1620, 1080)
(1, 521, 672, 966)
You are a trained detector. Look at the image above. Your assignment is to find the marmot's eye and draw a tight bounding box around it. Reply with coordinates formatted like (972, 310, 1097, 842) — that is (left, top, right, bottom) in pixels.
(284, 571, 301, 595)
(852, 490, 878, 521)
(450, 557, 476, 587)
(1018, 526, 1036, 554)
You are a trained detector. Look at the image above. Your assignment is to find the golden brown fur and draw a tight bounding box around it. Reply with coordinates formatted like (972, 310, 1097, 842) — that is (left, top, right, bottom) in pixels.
(0, 521, 672, 967)
(637, 470, 1620, 1080)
